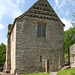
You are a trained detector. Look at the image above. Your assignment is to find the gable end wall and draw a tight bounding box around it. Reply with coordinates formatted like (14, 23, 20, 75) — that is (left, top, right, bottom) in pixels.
(15, 16, 64, 74)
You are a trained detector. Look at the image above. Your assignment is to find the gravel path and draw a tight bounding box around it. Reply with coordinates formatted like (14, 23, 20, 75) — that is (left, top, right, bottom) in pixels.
(50, 72, 57, 75)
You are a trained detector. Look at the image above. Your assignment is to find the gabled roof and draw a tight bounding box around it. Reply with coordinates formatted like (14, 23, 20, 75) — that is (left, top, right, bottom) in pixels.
(10, 0, 65, 33)
(17, 0, 62, 21)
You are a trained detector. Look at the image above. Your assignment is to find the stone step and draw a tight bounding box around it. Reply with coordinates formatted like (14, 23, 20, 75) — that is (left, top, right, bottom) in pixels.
(0, 73, 14, 75)
(61, 65, 70, 71)
(0, 74, 14, 75)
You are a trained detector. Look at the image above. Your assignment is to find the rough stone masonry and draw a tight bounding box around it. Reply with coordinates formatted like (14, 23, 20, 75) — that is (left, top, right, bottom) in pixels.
(70, 44, 75, 68)
(5, 0, 64, 74)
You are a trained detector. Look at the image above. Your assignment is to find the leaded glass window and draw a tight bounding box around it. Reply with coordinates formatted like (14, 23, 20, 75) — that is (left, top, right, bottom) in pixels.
(37, 24, 41, 37)
(42, 25, 46, 38)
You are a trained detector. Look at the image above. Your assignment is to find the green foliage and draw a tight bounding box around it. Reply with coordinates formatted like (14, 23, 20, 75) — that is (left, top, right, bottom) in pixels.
(0, 43, 6, 66)
(57, 68, 75, 75)
(63, 27, 75, 59)
(21, 73, 50, 75)
(71, 13, 75, 27)
(63, 13, 75, 60)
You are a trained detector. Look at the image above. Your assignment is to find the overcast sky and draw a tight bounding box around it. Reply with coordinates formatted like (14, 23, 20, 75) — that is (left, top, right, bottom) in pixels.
(0, 0, 75, 44)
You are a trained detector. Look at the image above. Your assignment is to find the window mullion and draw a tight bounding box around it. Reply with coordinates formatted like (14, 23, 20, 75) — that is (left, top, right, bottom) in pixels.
(41, 25, 42, 37)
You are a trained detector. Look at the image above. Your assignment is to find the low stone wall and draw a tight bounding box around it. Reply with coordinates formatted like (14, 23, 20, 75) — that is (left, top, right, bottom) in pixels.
(70, 44, 75, 68)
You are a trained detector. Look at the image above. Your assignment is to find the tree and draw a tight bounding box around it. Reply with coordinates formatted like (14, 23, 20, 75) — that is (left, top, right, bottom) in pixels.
(71, 13, 75, 27)
(0, 43, 6, 66)
(63, 13, 75, 61)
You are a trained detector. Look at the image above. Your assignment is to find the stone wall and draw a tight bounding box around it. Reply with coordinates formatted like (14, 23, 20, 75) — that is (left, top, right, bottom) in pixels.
(70, 44, 75, 68)
(15, 16, 64, 74)
(10, 23, 16, 74)
(6, 24, 12, 72)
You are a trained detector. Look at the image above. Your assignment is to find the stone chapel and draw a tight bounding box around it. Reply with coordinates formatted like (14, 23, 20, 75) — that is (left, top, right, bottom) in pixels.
(5, 0, 64, 74)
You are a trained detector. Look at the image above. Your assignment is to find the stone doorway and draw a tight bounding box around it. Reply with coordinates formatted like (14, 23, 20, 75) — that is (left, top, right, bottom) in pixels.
(47, 60, 49, 72)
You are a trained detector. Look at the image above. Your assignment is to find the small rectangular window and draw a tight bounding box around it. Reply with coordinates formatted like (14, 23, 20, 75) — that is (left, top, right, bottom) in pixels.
(40, 56, 42, 62)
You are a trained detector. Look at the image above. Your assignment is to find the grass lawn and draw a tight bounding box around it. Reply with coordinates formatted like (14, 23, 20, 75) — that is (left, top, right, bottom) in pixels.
(21, 73, 50, 75)
(57, 68, 75, 75)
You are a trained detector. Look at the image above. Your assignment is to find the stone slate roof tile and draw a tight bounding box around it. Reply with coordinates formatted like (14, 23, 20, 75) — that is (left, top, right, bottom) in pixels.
(17, 0, 60, 21)
(10, 0, 65, 33)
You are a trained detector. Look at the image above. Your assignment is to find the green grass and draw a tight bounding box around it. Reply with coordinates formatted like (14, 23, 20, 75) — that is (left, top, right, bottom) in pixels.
(57, 68, 75, 75)
(21, 73, 50, 75)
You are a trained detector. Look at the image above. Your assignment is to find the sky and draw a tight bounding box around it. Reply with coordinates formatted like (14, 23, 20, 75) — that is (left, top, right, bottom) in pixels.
(0, 0, 75, 45)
